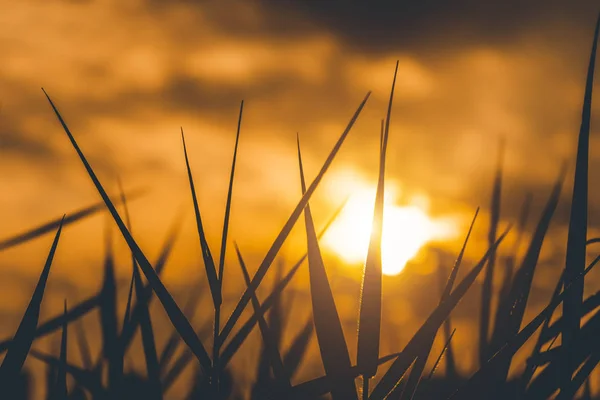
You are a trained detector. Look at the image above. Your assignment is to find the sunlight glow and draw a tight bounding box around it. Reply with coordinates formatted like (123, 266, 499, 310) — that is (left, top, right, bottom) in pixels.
(323, 181, 456, 276)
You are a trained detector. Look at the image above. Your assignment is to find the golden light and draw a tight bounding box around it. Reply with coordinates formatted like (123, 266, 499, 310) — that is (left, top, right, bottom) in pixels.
(323, 178, 456, 276)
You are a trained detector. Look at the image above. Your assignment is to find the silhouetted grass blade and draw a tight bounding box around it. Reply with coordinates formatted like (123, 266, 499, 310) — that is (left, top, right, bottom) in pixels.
(479, 140, 504, 366)
(43, 90, 212, 373)
(297, 135, 358, 399)
(74, 320, 93, 372)
(219, 92, 371, 346)
(561, 10, 600, 394)
(358, 62, 397, 386)
(0, 216, 64, 385)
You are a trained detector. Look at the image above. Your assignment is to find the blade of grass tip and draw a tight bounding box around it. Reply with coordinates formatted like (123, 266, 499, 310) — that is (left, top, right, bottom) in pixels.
(0, 189, 146, 252)
(425, 328, 456, 382)
(74, 320, 93, 371)
(283, 318, 314, 380)
(57, 300, 68, 400)
(158, 288, 204, 375)
(43, 90, 212, 374)
(119, 207, 187, 354)
(297, 134, 357, 400)
(358, 62, 397, 388)
(0, 216, 64, 385)
(29, 349, 106, 397)
(449, 252, 600, 400)
(235, 244, 290, 389)
(491, 166, 566, 384)
(219, 92, 371, 346)
(491, 193, 532, 350)
(479, 138, 504, 367)
(561, 11, 600, 394)
(0, 294, 101, 354)
(99, 220, 122, 392)
(219, 197, 349, 367)
(370, 226, 511, 400)
(132, 262, 163, 398)
(401, 208, 479, 400)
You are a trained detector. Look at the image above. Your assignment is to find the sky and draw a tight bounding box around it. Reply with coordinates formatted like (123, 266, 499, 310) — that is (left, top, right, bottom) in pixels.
(2, 0, 600, 396)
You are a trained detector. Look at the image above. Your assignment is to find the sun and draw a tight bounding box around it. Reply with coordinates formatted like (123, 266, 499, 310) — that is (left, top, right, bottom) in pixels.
(322, 182, 456, 276)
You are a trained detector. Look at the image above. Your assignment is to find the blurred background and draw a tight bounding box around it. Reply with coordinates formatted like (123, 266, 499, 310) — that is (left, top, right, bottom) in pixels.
(2, 0, 600, 398)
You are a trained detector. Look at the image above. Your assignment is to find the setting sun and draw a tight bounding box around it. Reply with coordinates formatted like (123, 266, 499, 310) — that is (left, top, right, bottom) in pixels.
(323, 182, 456, 276)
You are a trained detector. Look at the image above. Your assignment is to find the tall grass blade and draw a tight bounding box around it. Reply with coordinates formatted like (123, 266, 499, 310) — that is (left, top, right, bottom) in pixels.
(479, 140, 504, 366)
(0, 216, 64, 385)
(561, 11, 600, 394)
(213, 100, 243, 391)
(43, 90, 212, 373)
(358, 63, 397, 389)
(297, 135, 358, 399)
(219, 92, 371, 345)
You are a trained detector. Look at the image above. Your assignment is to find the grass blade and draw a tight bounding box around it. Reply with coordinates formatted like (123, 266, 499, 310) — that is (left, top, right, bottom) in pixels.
(298, 135, 357, 399)
(43, 90, 212, 373)
(0, 216, 64, 385)
(561, 10, 600, 394)
(219, 92, 371, 345)
(74, 320, 93, 371)
(479, 140, 504, 366)
(213, 100, 243, 390)
(358, 63, 397, 391)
